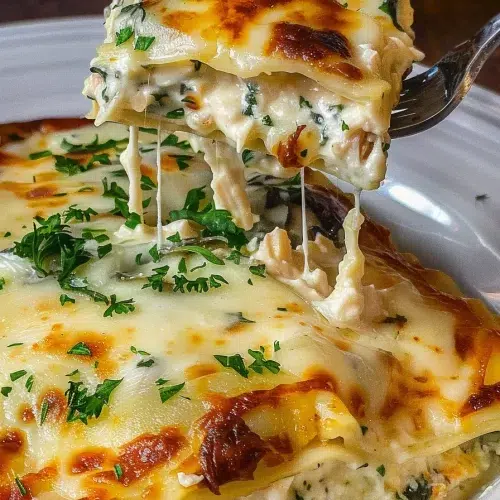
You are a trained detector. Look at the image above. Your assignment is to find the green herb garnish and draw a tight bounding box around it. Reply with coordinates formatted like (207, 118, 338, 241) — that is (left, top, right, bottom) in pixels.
(103, 295, 135, 318)
(214, 354, 249, 378)
(29, 150, 52, 160)
(67, 342, 92, 356)
(65, 378, 123, 424)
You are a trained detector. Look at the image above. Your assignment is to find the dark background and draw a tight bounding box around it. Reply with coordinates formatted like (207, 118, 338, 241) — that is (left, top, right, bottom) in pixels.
(2, 0, 499, 92)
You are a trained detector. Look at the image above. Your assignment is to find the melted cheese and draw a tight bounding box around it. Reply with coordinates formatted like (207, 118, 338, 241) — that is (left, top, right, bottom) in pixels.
(83, 0, 423, 189)
(1, 119, 500, 500)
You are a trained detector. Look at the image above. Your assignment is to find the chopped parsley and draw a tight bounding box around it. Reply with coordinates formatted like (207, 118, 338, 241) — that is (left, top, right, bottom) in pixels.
(167, 232, 182, 243)
(103, 295, 135, 318)
(378, 0, 404, 31)
(178, 258, 187, 273)
(170, 154, 192, 170)
(60, 294, 75, 306)
(25, 375, 34, 392)
(1, 387, 12, 397)
(63, 205, 97, 223)
(161, 133, 191, 150)
(382, 314, 408, 325)
(10, 370, 27, 382)
(247, 278, 253, 285)
(124, 212, 141, 229)
(40, 399, 50, 425)
(172, 274, 228, 293)
(248, 346, 281, 374)
(403, 475, 432, 500)
(116, 26, 134, 45)
(382, 142, 391, 153)
(4, 231, 11, 237)
(242, 149, 254, 165)
(67, 342, 92, 356)
(226, 250, 242, 264)
(341, 120, 350, 131)
(7, 343, 23, 347)
(0, 277, 5, 290)
(158, 381, 185, 403)
(277, 307, 287, 312)
(134, 35, 155, 51)
(149, 244, 161, 262)
(29, 150, 52, 160)
(242, 82, 259, 116)
(114, 464, 123, 480)
(190, 262, 206, 273)
(170, 188, 247, 249)
(120, 2, 146, 22)
(142, 264, 170, 292)
(137, 358, 155, 368)
(66, 369, 80, 377)
(376, 464, 386, 476)
(249, 264, 266, 277)
(165, 108, 185, 119)
(65, 378, 123, 424)
(262, 115, 273, 126)
(299, 96, 312, 109)
(140, 175, 156, 190)
(274, 340, 281, 352)
(130, 346, 151, 356)
(15, 476, 27, 496)
(54, 155, 85, 176)
(61, 136, 127, 154)
(300, 149, 308, 158)
(214, 354, 249, 378)
(135, 253, 143, 265)
(177, 245, 224, 265)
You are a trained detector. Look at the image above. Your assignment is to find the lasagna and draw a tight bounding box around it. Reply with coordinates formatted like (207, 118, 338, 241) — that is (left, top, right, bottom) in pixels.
(83, 0, 423, 189)
(1, 119, 500, 500)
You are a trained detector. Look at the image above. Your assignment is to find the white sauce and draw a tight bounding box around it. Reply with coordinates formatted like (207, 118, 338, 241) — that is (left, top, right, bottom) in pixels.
(156, 124, 163, 248)
(119, 125, 143, 218)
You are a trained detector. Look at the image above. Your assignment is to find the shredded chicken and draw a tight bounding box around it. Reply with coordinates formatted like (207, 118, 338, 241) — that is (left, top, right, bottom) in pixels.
(255, 227, 332, 301)
(313, 207, 366, 326)
(178, 133, 258, 231)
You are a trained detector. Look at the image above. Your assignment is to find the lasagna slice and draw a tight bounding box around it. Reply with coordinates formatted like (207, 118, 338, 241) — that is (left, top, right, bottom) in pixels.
(1, 119, 500, 500)
(83, 0, 422, 189)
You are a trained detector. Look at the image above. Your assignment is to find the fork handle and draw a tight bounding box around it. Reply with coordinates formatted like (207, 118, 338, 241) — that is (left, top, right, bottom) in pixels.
(442, 14, 500, 90)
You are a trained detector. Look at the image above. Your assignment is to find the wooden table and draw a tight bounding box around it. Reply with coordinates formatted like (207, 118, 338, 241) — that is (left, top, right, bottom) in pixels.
(3, 0, 499, 92)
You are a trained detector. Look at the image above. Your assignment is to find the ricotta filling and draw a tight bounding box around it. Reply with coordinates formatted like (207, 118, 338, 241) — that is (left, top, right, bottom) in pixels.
(84, 62, 388, 189)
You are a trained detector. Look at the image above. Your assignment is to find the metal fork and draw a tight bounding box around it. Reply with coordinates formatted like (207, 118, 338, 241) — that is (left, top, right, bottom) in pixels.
(389, 13, 500, 138)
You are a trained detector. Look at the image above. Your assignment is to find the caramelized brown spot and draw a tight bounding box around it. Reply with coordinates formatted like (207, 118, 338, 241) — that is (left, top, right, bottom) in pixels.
(0, 430, 24, 454)
(26, 185, 58, 199)
(70, 449, 109, 474)
(33, 329, 116, 376)
(38, 389, 67, 423)
(462, 382, 500, 415)
(267, 22, 351, 61)
(267, 433, 293, 454)
(183, 95, 201, 110)
(20, 406, 35, 423)
(197, 377, 334, 493)
(116, 427, 185, 486)
(277, 125, 306, 169)
(348, 387, 366, 418)
(185, 363, 219, 381)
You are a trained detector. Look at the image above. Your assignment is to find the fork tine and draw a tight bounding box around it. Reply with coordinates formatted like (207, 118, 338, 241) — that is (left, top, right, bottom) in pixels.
(391, 13, 500, 138)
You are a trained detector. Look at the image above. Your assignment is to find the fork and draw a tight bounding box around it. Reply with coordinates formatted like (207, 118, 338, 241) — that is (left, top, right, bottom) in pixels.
(389, 13, 500, 138)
